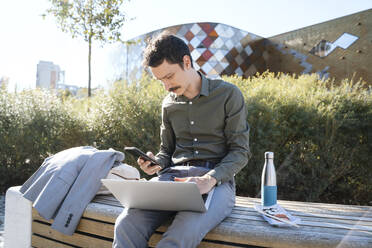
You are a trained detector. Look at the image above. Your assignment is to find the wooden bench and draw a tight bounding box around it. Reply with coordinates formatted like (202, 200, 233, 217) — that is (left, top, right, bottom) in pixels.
(29, 194, 372, 248)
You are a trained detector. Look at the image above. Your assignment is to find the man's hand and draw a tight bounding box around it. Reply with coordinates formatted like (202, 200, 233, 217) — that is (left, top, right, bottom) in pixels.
(174, 175, 217, 194)
(137, 151, 162, 175)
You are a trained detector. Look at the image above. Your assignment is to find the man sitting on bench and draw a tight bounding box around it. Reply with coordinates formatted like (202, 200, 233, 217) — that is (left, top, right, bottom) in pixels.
(113, 33, 251, 248)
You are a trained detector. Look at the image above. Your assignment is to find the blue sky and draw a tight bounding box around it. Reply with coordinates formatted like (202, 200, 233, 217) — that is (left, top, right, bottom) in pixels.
(0, 0, 371, 91)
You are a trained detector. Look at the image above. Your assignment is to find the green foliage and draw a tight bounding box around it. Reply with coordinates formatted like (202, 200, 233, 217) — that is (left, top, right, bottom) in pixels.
(227, 72, 372, 205)
(0, 89, 92, 192)
(45, 0, 126, 43)
(1, 73, 371, 206)
(86, 75, 166, 166)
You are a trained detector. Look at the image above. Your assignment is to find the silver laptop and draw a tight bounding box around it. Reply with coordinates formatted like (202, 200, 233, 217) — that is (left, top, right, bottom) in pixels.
(101, 179, 214, 212)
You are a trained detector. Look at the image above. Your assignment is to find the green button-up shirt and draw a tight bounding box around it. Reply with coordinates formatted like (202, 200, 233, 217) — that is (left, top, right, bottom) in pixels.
(155, 73, 250, 184)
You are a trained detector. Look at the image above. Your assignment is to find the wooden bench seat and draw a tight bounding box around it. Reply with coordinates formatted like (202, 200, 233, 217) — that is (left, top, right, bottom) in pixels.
(30, 195, 372, 248)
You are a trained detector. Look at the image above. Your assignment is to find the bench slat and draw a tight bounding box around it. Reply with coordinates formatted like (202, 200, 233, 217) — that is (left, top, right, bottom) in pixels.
(235, 201, 372, 217)
(32, 209, 115, 239)
(228, 212, 372, 231)
(236, 197, 372, 212)
(230, 210, 372, 226)
(83, 202, 121, 223)
(232, 207, 372, 222)
(32, 221, 112, 248)
(203, 221, 372, 248)
(32, 234, 76, 248)
(148, 232, 256, 248)
(223, 217, 371, 236)
(220, 218, 372, 239)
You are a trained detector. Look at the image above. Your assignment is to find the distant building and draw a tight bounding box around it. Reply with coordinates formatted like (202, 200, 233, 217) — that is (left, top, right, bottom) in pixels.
(56, 83, 80, 96)
(0, 76, 10, 89)
(36, 61, 65, 89)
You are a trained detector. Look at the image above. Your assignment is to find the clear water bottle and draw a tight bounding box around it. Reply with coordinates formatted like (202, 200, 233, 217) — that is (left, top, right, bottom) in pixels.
(261, 152, 277, 207)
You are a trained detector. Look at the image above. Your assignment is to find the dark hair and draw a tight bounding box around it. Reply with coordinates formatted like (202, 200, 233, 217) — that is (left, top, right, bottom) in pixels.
(142, 32, 193, 69)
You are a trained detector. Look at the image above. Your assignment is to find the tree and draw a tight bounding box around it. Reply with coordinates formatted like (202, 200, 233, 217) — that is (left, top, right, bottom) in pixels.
(45, 0, 127, 97)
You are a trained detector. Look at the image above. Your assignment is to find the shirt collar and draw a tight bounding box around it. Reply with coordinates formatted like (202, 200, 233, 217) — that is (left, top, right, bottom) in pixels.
(174, 71, 210, 101)
(199, 72, 210, 97)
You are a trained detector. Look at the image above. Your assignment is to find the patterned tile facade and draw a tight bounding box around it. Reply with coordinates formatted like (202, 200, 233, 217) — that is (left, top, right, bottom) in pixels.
(117, 22, 267, 82)
(267, 9, 371, 84)
(115, 9, 371, 85)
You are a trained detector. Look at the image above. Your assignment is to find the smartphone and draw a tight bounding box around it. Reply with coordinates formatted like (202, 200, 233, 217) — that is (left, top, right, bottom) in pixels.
(124, 147, 158, 166)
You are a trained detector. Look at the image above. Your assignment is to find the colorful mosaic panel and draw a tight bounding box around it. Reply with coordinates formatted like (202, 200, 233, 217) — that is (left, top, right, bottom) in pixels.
(118, 22, 269, 82)
(114, 10, 372, 85)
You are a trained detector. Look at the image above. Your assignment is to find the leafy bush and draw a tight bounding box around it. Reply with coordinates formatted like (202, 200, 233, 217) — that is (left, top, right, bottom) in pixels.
(86, 75, 165, 166)
(1, 73, 371, 206)
(228, 72, 371, 205)
(0, 89, 92, 191)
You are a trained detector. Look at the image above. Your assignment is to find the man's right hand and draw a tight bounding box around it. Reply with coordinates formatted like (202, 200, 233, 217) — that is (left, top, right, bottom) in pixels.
(137, 151, 162, 175)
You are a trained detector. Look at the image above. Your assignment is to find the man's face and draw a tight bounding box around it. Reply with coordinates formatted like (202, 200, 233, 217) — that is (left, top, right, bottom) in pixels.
(150, 56, 191, 96)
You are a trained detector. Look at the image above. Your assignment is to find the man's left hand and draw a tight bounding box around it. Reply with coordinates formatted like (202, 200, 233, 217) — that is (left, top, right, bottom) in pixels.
(174, 175, 217, 194)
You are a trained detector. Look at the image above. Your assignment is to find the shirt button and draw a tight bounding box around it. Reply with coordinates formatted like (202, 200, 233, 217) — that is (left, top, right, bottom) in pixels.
(189, 101, 192, 105)
(195, 150, 199, 154)
(190, 121, 194, 125)
(194, 138, 198, 142)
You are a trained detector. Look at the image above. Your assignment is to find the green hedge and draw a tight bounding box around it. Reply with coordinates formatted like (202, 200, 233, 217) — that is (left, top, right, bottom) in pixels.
(0, 89, 92, 191)
(229, 72, 371, 205)
(0, 73, 371, 205)
(87, 75, 164, 154)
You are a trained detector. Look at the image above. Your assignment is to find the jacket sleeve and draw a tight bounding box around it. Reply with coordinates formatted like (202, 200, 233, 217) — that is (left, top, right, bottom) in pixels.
(20, 147, 96, 220)
(51, 149, 124, 235)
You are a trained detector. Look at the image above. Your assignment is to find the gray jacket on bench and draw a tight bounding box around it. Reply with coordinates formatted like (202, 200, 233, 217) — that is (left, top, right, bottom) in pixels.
(20, 146, 124, 235)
